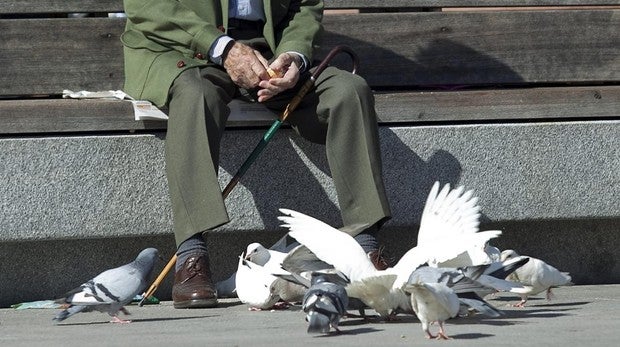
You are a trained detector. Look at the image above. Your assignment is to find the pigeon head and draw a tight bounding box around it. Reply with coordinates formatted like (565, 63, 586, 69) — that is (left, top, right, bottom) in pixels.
(245, 243, 271, 265)
(133, 248, 159, 274)
(500, 249, 520, 261)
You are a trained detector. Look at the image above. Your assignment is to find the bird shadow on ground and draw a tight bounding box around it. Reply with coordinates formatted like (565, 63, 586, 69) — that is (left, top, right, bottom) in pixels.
(463, 307, 579, 326)
(319, 327, 383, 337)
(340, 314, 418, 326)
(449, 333, 495, 340)
(55, 315, 216, 326)
(531, 301, 590, 308)
(215, 300, 246, 309)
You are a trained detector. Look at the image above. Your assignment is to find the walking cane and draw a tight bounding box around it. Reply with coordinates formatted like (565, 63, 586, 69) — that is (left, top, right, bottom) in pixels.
(139, 45, 359, 306)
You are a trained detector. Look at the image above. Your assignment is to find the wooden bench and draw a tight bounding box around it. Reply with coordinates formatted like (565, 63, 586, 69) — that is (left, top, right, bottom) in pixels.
(1, 1, 618, 133)
(0, 1, 619, 307)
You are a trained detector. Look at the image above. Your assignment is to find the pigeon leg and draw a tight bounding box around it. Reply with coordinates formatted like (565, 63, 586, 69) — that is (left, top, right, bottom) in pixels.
(546, 288, 555, 301)
(272, 301, 291, 310)
(383, 311, 401, 322)
(512, 298, 527, 308)
(422, 322, 436, 339)
(435, 321, 451, 340)
(110, 316, 132, 324)
(120, 307, 131, 315)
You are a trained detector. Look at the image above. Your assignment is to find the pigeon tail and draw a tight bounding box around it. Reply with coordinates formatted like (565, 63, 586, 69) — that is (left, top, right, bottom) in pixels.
(53, 305, 88, 322)
(458, 298, 503, 317)
(306, 310, 332, 334)
(485, 256, 530, 279)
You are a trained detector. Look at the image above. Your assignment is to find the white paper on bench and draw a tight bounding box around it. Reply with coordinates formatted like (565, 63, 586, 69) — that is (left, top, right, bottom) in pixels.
(61, 90, 278, 123)
(62, 89, 169, 121)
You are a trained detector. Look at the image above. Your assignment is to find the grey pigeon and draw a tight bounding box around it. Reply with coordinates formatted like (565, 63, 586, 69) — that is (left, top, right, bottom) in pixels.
(408, 265, 503, 318)
(53, 248, 159, 323)
(302, 273, 349, 335)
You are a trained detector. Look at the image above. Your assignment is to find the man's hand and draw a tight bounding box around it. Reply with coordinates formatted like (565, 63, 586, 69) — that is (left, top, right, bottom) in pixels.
(257, 53, 301, 102)
(223, 42, 270, 89)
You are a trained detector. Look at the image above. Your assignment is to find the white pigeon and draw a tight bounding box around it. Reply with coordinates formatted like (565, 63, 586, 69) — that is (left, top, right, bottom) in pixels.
(245, 242, 288, 271)
(403, 282, 460, 340)
(417, 182, 502, 268)
(278, 182, 502, 317)
(500, 249, 573, 307)
(53, 248, 159, 323)
(216, 242, 290, 298)
(234, 252, 281, 310)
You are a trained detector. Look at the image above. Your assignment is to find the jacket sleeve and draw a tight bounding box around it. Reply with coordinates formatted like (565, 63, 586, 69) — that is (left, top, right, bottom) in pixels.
(123, 0, 224, 57)
(273, 0, 324, 61)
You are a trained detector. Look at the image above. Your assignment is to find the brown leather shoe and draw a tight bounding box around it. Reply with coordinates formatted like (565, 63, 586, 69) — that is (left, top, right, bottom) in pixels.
(172, 253, 218, 308)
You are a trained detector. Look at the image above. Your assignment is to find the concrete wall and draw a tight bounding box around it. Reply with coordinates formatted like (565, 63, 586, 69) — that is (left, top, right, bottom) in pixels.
(1, 120, 618, 307)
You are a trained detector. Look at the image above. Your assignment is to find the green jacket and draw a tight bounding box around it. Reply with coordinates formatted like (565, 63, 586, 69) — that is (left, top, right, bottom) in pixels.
(122, 0, 324, 107)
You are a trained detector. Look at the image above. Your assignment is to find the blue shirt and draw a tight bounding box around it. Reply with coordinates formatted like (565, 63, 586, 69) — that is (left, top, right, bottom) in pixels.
(209, 0, 307, 71)
(229, 0, 266, 21)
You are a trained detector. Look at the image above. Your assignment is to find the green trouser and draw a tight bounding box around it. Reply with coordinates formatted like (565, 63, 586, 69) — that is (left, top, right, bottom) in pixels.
(166, 64, 391, 246)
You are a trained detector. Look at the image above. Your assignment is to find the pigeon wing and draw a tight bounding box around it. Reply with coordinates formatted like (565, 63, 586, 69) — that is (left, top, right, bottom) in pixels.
(278, 208, 376, 282)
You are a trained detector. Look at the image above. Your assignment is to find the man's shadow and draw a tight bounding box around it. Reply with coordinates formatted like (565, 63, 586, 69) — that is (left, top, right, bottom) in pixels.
(212, 35, 524, 276)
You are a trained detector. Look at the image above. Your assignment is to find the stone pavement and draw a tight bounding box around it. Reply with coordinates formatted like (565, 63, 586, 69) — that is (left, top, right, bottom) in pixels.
(1, 285, 618, 347)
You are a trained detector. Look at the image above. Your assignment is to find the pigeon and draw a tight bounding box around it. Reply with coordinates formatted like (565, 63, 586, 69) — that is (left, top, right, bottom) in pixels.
(407, 265, 503, 318)
(53, 247, 159, 323)
(302, 273, 349, 334)
(216, 242, 288, 298)
(269, 244, 336, 304)
(278, 182, 502, 317)
(234, 252, 281, 310)
(417, 182, 502, 268)
(474, 255, 531, 298)
(215, 272, 237, 298)
(245, 242, 288, 271)
(500, 249, 573, 307)
(403, 281, 460, 340)
(485, 243, 502, 263)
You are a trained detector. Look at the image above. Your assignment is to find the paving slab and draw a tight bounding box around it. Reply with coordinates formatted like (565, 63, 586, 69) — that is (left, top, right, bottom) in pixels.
(1, 285, 618, 347)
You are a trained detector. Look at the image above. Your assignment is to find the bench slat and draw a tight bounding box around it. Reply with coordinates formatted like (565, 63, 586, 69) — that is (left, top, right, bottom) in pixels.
(1, 1, 618, 14)
(2, 10, 618, 96)
(328, 1, 620, 8)
(0, 0, 123, 14)
(320, 10, 620, 87)
(0, 18, 125, 96)
(1, 86, 618, 134)
(374, 86, 620, 123)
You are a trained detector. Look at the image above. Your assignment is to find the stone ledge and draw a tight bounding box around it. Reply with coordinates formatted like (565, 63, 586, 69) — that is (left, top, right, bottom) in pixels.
(1, 120, 618, 242)
(1, 120, 619, 307)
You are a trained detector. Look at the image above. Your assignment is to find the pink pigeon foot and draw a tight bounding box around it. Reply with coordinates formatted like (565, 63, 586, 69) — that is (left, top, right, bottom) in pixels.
(110, 316, 132, 324)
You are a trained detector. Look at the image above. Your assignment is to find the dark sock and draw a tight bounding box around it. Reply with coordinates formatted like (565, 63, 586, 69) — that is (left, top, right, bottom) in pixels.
(354, 230, 379, 253)
(176, 233, 208, 272)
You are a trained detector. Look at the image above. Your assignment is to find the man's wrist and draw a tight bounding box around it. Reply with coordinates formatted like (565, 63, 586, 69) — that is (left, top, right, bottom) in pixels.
(286, 51, 308, 72)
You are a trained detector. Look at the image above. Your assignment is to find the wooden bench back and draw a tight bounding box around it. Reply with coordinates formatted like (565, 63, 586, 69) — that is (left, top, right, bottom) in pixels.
(2, 1, 619, 97)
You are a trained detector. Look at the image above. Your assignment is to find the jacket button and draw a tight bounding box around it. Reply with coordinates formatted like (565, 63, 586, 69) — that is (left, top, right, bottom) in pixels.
(194, 52, 204, 60)
(177, 60, 186, 68)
